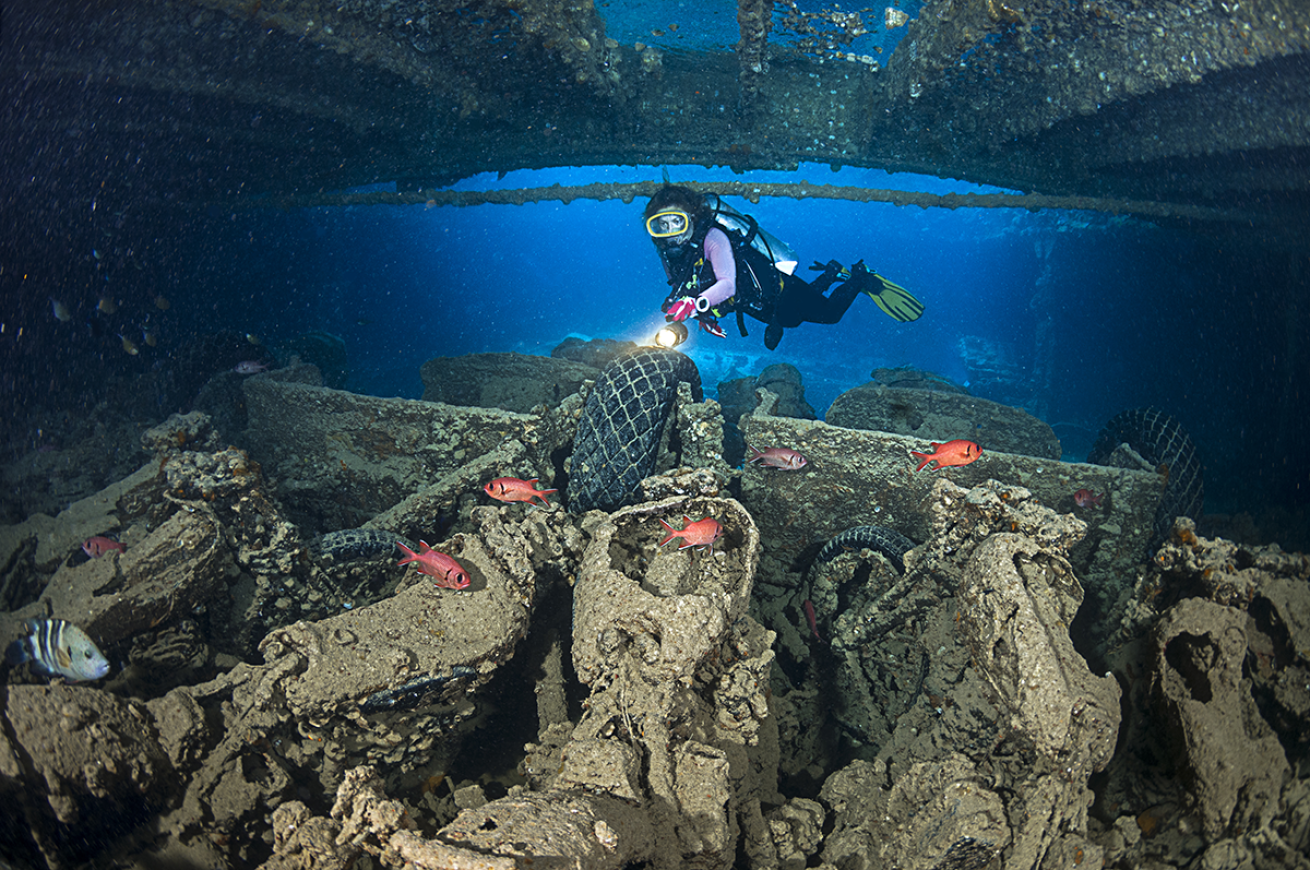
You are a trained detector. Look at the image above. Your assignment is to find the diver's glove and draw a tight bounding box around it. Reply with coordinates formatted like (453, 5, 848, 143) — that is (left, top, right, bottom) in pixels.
(666, 296, 698, 322)
(699, 317, 727, 339)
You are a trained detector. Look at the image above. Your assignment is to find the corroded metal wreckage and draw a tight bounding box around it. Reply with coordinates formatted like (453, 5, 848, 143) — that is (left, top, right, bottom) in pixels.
(6, 0, 1310, 244)
(0, 354, 1306, 869)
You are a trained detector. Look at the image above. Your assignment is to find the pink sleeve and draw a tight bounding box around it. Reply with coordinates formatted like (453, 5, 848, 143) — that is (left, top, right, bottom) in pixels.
(700, 228, 737, 308)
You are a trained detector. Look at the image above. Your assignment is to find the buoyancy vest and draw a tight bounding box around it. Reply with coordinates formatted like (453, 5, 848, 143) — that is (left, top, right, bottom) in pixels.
(657, 205, 794, 327)
(703, 194, 798, 277)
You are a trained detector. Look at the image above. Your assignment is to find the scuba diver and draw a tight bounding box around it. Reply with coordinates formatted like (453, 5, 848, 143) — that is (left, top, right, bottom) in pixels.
(644, 185, 923, 350)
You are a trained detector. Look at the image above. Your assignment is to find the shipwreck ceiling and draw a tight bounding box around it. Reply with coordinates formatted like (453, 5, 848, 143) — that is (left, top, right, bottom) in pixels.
(3, 0, 1309, 236)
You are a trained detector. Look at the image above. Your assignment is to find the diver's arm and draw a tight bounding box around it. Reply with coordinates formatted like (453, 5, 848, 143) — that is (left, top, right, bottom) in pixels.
(699, 228, 737, 308)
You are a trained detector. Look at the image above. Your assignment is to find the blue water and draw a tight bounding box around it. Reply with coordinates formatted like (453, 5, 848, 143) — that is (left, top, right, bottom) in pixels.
(112, 158, 1290, 521)
(187, 177, 1140, 397)
(1, 158, 1302, 526)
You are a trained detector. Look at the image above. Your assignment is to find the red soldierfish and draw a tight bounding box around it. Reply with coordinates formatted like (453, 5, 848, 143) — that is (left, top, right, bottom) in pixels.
(396, 541, 471, 590)
(82, 536, 126, 558)
(483, 477, 558, 508)
(658, 516, 723, 553)
(803, 599, 824, 642)
(1073, 489, 1104, 508)
(747, 445, 808, 470)
(910, 439, 983, 472)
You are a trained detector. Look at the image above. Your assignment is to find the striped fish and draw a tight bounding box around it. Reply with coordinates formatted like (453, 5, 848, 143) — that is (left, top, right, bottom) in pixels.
(5, 619, 110, 682)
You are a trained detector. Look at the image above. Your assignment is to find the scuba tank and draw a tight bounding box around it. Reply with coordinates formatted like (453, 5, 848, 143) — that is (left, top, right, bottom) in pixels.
(704, 193, 799, 276)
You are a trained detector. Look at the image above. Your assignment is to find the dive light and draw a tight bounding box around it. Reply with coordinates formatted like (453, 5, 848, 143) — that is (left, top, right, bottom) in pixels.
(653, 320, 689, 349)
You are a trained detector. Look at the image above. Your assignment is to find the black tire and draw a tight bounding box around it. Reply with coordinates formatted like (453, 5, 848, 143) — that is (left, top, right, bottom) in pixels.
(1088, 407, 1204, 548)
(314, 528, 411, 561)
(568, 347, 703, 513)
(812, 525, 916, 575)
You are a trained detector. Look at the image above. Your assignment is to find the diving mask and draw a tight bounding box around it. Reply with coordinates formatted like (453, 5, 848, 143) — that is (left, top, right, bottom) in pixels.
(646, 210, 691, 239)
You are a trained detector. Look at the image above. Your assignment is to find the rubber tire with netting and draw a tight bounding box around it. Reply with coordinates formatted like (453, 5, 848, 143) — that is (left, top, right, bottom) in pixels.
(568, 347, 703, 513)
(1088, 407, 1203, 548)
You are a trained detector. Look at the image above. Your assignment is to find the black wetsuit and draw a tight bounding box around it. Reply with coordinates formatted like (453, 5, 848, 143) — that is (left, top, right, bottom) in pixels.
(657, 217, 871, 350)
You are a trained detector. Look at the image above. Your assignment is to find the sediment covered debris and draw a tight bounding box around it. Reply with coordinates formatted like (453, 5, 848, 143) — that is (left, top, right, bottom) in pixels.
(0, 355, 1305, 869)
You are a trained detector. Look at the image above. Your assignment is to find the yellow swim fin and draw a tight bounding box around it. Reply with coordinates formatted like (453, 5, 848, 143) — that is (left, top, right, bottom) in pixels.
(864, 273, 924, 322)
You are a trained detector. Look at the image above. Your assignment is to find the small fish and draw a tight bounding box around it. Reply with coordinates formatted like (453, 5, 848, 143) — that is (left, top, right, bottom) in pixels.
(5, 618, 110, 682)
(803, 599, 824, 642)
(910, 439, 983, 472)
(1073, 489, 1104, 508)
(50, 298, 72, 322)
(483, 477, 558, 508)
(92, 248, 102, 260)
(97, 295, 118, 315)
(82, 535, 126, 558)
(234, 361, 268, 374)
(246, 333, 262, 345)
(119, 334, 139, 356)
(141, 326, 158, 347)
(746, 444, 808, 470)
(397, 541, 471, 590)
(657, 515, 723, 553)
(153, 294, 171, 310)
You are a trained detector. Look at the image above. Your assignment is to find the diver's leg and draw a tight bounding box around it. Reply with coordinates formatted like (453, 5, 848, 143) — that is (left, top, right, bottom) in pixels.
(803, 270, 873, 324)
(762, 277, 808, 350)
(763, 273, 838, 349)
(808, 272, 839, 295)
(772, 275, 816, 328)
(807, 259, 847, 295)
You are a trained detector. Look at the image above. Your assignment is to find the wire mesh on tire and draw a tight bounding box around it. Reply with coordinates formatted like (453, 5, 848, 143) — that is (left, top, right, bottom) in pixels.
(568, 348, 703, 513)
